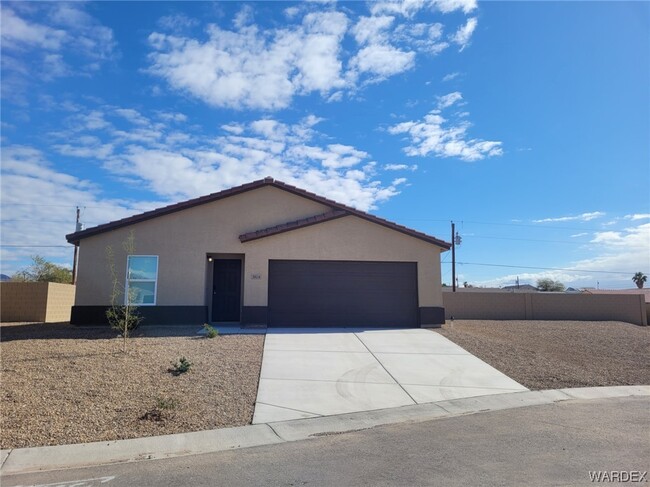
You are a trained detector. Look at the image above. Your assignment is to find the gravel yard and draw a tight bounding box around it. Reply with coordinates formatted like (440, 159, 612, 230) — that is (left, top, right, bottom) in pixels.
(436, 320, 650, 390)
(0, 323, 264, 449)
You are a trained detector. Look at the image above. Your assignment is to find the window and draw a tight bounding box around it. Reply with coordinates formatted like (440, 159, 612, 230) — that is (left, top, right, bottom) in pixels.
(126, 256, 158, 305)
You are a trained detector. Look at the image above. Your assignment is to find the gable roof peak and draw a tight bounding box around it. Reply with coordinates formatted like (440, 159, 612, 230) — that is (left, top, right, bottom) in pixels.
(65, 178, 451, 250)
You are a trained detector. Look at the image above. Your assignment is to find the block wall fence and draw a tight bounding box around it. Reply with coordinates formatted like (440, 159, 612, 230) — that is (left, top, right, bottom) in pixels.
(443, 292, 647, 326)
(0, 282, 76, 323)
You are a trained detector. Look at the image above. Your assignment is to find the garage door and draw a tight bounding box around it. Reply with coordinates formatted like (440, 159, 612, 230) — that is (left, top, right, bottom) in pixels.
(268, 260, 418, 327)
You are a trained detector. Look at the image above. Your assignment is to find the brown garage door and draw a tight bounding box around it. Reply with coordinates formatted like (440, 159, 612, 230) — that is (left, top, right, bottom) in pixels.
(268, 260, 418, 327)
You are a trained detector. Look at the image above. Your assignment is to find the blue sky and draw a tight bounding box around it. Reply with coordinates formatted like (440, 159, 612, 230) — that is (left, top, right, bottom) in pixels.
(1, 1, 649, 289)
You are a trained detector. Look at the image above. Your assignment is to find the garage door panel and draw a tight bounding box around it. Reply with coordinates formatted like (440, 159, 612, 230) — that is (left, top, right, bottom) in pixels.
(268, 260, 418, 327)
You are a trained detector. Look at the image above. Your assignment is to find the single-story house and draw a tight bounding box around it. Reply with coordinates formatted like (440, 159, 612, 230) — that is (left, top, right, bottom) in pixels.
(66, 178, 451, 328)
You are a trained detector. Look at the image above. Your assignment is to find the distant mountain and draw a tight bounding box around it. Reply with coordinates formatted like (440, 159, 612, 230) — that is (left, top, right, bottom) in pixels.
(0, 274, 11, 282)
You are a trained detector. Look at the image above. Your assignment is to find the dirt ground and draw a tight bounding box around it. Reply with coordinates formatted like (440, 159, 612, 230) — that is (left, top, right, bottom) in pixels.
(0, 322, 264, 449)
(3, 320, 648, 449)
(436, 320, 650, 390)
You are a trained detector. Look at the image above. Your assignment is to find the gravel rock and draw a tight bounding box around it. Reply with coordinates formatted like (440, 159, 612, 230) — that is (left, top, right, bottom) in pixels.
(0, 323, 264, 449)
(436, 320, 650, 390)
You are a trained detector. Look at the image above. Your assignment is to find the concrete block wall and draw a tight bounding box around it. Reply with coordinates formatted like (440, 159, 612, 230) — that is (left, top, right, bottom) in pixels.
(443, 291, 647, 326)
(0, 282, 75, 323)
(45, 283, 76, 322)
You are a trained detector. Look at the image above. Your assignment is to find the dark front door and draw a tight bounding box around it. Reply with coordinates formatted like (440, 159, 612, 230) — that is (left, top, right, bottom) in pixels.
(212, 259, 242, 322)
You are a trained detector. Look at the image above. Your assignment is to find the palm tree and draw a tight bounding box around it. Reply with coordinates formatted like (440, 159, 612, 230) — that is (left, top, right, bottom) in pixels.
(632, 272, 647, 289)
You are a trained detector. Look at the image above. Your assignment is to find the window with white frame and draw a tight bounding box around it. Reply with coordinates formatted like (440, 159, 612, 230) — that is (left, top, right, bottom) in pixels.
(125, 256, 158, 305)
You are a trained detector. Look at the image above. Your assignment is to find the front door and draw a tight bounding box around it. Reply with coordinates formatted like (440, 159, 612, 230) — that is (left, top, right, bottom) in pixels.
(212, 259, 242, 322)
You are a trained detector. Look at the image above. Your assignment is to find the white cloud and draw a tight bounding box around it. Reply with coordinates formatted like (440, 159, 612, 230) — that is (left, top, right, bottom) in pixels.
(148, 4, 478, 110)
(370, 1, 428, 18)
(157, 13, 199, 33)
(114, 108, 150, 126)
(349, 43, 416, 79)
(54, 141, 114, 160)
(156, 111, 188, 123)
(233, 5, 255, 29)
(476, 271, 592, 289)
(433, 0, 477, 14)
(0, 145, 157, 275)
(351, 15, 395, 44)
(44, 102, 406, 212)
(384, 163, 418, 171)
(388, 93, 503, 162)
(437, 91, 463, 109)
(0, 7, 67, 50)
(476, 222, 650, 289)
(148, 11, 349, 110)
(533, 212, 606, 223)
(392, 21, 448, 55)
(0, 3, 116, 88)
(450, 17, 477, 51)
(284, 7, 301, 19)
(42, 53, 71, 79)
(624, 213, 650, 221)
(442, 72, 460, 82)
(370, 0, 476, 17)
(570, 233, 589, 238)
(221, 123, 244, 135)
(571, 223, 650, 279)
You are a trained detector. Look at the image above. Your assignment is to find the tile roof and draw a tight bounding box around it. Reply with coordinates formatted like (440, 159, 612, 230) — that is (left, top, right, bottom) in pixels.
(239, 209, 348, 242)
(66, 177, 451, 249)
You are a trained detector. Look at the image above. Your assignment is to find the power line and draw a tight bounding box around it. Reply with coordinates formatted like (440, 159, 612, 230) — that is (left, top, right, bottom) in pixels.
(441, 261, 632, 275)
(1, 220, 103, 224)
(466, 235, 589, 245)
(397, 218, 607, 233)
(2, 203, 148, 211)
(0, 245, 71, 248)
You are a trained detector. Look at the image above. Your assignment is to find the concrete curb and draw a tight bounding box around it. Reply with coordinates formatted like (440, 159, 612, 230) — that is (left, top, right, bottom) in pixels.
(2, 385, 648, 476)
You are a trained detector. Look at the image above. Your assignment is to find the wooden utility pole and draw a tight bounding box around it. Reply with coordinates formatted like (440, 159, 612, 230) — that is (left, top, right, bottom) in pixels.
(72, 206, 80, 285)
(451, 221, 456, 292)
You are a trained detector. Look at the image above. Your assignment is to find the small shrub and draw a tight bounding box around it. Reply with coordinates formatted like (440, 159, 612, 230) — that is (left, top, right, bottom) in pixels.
(156, 396, 179, 410)
(203, 323, 219, 338)
(169, 357, 192, 376)
(141, 396, 179, 422)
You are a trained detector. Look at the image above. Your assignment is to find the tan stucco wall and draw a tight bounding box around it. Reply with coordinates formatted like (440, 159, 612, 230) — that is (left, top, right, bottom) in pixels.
(0, 282, 75, 322)
(45, 282, 76, 322)
(75, 185, 445, 308)
(443, 291, 647, 326)
(242, 216, 443, 307)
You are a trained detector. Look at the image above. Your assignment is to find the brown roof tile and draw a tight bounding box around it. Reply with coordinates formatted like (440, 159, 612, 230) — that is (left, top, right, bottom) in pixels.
(239, 209, 348, 242)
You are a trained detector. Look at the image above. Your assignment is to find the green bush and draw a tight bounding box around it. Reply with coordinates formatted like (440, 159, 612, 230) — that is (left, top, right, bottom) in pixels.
(203, 323, 219, 338)
(156, 396, 179, 410)
(141, 396, 179, 422)
(169, 357, 192, 376)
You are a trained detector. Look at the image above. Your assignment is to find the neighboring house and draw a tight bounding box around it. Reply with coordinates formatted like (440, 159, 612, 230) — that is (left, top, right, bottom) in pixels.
(584, 288, 650, 303)
(502, 284, 539, 292)
(66, 178, 451, 328)
(442, 285, 538, 293)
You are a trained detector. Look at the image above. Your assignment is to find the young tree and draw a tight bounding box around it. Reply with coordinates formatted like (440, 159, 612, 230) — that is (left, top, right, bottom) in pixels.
(536, 278, 565, 292)
(106, 231, 143, 353)
(12, 255, 72, 283)
(632, 272, 647, 289)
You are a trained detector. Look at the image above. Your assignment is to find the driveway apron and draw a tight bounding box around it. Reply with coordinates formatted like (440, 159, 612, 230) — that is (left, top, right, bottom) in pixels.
(253, 328, 527, 423)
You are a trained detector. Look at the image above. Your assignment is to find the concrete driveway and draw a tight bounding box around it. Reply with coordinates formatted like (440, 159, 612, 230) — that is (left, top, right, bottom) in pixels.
(253, 328, 527, 423)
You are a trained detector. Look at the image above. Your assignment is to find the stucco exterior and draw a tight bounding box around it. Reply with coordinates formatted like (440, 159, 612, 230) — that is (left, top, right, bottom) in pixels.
(71, 182, 447, 326)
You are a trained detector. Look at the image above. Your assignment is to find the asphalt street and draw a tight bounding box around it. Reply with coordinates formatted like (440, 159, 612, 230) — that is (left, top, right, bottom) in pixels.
(4, 396, 649, 487)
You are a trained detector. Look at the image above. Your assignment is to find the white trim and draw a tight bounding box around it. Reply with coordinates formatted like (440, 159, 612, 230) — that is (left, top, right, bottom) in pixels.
(125, 255, 158, 306)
